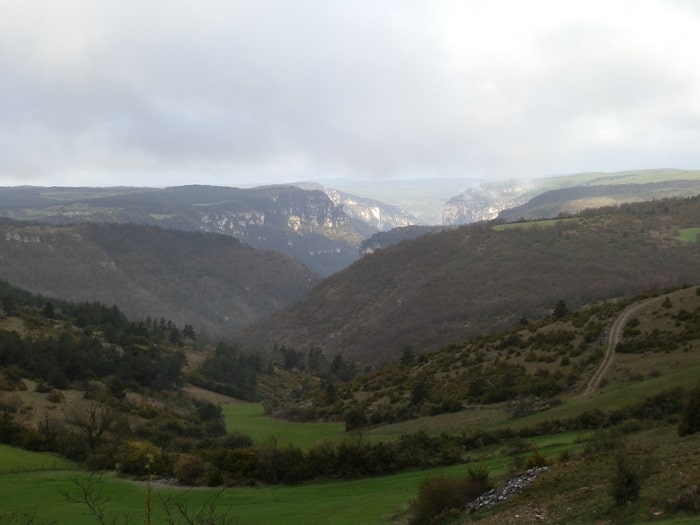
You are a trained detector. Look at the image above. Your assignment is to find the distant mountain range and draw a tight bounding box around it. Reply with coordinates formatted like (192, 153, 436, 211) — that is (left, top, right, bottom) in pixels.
(2, 170, 699, 279)
(0, 184, 420, 276)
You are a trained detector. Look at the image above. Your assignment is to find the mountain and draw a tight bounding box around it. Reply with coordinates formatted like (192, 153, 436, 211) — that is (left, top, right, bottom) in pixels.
(443, 168, 700, 225)
(0, 185, 410, 276)
(442, 180, 536, 224)
(239, 196, 700, 365)
(0, 220, 317, 337)
(291, 182, 420, 233)
(326, 178, 481, 225)
(498, 179, 700, 221)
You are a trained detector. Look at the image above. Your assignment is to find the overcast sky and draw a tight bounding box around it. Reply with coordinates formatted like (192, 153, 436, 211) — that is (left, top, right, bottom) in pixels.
(2, 0, 700, 187)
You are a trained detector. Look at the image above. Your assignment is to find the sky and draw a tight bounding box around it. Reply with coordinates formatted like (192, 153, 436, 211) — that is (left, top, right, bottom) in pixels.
(2, 0, 700, 188)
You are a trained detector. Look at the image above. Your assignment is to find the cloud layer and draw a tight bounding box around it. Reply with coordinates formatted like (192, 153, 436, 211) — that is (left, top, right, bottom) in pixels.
(2, 0, 700, 186)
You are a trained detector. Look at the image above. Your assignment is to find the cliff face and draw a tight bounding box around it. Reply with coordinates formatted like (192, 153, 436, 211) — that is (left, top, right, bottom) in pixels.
(292, 182, 420, 232)
(442, 182, 534, 225)
(0, 185, 381, 276)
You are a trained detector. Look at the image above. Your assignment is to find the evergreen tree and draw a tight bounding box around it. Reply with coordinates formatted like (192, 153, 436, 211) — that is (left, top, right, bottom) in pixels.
(678, 384, 700, 436)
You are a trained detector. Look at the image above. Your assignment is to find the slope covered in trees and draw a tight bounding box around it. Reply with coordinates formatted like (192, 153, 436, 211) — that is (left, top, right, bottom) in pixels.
(0, 221, 317, 337)
(240, 197, 700, 365)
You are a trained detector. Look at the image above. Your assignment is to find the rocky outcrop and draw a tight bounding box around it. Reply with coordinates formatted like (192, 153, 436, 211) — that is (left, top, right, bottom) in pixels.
(464, 467, 549, 512)
(443, 181, 534, 225)
(293, 182, 420, 232)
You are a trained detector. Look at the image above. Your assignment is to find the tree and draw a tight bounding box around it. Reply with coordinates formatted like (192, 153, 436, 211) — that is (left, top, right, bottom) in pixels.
(182, 324, 196, 340)
(42, 301, 56, 319)
(400, 346, 415, 366)
(611, 450, 641, 505)
(0, 393, 27, 443)
(343, 406, 368, 437)
(67, 400, 118, 453)
(65, 473, 239, 525)
(553, 300, 569, 319)
(678, 384, 700, 437)
(410, 379, 429, 406)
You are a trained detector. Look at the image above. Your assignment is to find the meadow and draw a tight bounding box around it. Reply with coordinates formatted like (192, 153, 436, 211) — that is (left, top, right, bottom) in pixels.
(0, 442, 549, 525)
(223, 402, 345, 448)
(0, 416, 588, 525)
(677, 227, 700, 243)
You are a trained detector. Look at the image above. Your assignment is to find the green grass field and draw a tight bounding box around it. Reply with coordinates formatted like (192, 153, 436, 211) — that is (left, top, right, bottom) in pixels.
(223, 402, 345, 448)
(0, 444, 77, 473)
(0, 447, 533, 525)
(1, 418, 695, 524)
(677, 227, 700, 242)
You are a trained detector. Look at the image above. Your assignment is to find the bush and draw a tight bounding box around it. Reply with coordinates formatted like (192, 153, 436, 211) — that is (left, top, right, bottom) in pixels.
(665, 485, 700, 513)
(174, 453, 209, 485)
(678, 384, 700, 437)
(611, 451, 641, 506)
(408, 472, 491, 525)
(115, 441, 169, 477)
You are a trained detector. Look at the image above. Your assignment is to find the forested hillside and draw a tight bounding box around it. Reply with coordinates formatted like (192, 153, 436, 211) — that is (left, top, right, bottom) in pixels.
(0, 221, 317, 337)
(240, 196, 700, 364)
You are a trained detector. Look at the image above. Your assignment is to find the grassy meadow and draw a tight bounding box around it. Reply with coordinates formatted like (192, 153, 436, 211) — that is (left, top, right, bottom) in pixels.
(677, 227, 700, 243)
(2, 423, 697, 525)
(223, 402, 345, 448)
(0, 444, 77, 473)
(0, 442, 542, 525)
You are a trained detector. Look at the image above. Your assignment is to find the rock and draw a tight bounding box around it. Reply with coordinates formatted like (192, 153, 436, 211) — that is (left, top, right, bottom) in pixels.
(464, 466, 549, 512)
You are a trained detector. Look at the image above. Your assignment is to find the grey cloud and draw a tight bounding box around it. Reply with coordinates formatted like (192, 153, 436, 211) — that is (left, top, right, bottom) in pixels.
(1, 0, 700, 186)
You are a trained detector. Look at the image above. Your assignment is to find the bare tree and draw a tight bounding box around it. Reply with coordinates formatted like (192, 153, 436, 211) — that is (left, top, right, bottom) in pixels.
(63, 473, 238, 525)
(66, 400, 119, 452)
(64, 473, 131, 525)
(162, 491, 239, 525)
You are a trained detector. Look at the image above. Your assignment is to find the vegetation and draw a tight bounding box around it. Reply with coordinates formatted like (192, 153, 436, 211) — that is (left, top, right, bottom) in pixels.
(2, 194, 700, 523)
(677, 227, 700, 243)
(407, 468, 492, 524)
(0, 220, 317, 337)
(0, 185, 365, 276)
(241, 196, 700, 364)
(678, 384, 700, 437)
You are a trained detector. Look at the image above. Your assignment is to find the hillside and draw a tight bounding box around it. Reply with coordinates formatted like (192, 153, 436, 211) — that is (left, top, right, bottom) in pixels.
(239, 196, 700, 365)
(444, 168, 700, 225)
(499, 179, 700, 222)
(2, 278, 700, 524)
(282, 285, 700, 424)
(0, 220, 317, 336)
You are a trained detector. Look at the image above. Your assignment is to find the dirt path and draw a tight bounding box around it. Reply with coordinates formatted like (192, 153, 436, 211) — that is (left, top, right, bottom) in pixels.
(582, 296, 660, 397)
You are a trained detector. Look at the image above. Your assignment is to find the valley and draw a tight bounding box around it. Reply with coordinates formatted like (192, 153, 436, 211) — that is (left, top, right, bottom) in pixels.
(1, 182, 700, 524)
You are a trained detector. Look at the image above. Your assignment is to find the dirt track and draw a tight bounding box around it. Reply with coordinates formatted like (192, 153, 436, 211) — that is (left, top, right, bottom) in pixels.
(582, 296, 661, 397)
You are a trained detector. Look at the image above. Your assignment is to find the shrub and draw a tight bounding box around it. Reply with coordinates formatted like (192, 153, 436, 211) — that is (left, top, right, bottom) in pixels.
(665, 485, 700, 513)
(174, 453, 209, 485)
(611, 451, 641, 505)
(115, 441, 169, 477)
(526, 449, 548, 469)
(678, 384, 700, 437)
(408, 471, 491, 525)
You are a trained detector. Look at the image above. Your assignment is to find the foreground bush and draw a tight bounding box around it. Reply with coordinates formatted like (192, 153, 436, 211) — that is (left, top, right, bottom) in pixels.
(408, 469, 491, 525)
(678, 384, 700, 437)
